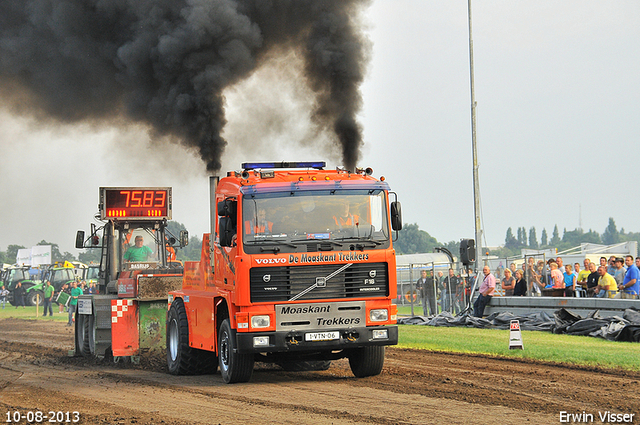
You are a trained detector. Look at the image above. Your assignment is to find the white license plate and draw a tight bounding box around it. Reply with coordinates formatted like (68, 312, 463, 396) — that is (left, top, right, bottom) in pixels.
(305, 331, 340, 342)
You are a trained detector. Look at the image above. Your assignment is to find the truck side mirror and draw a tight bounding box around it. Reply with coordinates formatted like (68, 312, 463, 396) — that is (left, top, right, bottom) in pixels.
(75, 231, 85, 249)
(219, 217, 235, 247)
(390, 201, 402, 231)
(180, 230, 189, 247)
(217, 199, 237, 224)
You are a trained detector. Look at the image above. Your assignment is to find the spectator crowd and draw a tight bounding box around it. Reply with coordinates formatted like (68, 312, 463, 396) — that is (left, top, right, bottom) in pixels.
(413, 255, 640, 318)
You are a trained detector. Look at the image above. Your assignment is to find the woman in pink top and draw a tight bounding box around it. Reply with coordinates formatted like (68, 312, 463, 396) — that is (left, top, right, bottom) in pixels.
(549, 262, 564, 289)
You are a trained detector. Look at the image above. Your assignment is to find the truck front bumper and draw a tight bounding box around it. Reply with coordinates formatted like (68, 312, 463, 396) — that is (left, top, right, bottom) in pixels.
(235, 325, 398, 354)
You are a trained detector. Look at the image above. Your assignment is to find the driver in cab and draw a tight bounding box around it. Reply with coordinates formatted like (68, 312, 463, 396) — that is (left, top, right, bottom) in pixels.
(245, 208, 273, 234)
(124, 235, 153, 262)
(333, 203, 359, 229)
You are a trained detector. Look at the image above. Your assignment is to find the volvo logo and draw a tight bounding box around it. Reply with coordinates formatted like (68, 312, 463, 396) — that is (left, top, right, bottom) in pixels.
(263, 274, 271, 283)
(369, 270, 377, 278)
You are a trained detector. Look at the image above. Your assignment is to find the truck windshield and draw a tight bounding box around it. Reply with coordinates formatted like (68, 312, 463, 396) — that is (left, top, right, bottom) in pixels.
(242, 189, 389, 245)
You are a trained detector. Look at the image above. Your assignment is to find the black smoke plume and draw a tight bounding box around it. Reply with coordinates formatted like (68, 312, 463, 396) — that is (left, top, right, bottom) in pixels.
(0, 0, 371, 171)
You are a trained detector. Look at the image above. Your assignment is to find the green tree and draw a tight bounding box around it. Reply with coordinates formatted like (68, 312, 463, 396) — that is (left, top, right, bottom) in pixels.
(166, 221, 203, 261)
(78, 249, 102, 264)
(504, 227, 518, 250)
(602, 217, 620, 245)
(395, 223, 439, 254)
(6, 244, 26, 263)
(550, 225, 561, 246)
(541, 228, 548, 246)
(528, 227, 538, 249)
(178, 235, 204, 261)
(520, 227, 527, 246)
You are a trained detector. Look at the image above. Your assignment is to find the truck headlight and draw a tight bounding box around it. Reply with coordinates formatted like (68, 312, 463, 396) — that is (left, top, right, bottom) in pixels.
(251, 315, 270, 329)
(372, 329, 388, 339)
(370, 309, 388, 322)
(253, 336, 270, 347)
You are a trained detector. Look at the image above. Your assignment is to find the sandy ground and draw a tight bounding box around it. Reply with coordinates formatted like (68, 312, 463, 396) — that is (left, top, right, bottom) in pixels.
(1, 318, 639, 424)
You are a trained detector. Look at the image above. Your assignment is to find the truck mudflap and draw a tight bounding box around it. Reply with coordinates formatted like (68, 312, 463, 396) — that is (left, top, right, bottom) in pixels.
(234, 325, 398, 354)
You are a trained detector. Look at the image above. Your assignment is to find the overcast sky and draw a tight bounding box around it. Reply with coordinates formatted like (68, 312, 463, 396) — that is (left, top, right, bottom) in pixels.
(1, 1, 639, 256)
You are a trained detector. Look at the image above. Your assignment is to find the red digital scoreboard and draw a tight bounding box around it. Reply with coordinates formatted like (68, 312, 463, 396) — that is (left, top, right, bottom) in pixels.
(99, 187, 171, 220)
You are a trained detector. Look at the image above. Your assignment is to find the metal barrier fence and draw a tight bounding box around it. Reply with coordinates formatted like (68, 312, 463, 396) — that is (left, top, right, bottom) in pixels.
(396, 262, 476, 316)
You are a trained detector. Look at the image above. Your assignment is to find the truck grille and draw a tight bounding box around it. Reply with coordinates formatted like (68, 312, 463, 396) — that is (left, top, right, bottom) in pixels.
(250, 262, 388, 302)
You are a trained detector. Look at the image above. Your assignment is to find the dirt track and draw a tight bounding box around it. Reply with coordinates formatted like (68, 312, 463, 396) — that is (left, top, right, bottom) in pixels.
(1, 318, 639, 424)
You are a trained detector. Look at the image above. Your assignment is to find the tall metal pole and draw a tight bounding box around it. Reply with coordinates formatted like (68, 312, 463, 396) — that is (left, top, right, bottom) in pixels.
(468, 0, 482, 270)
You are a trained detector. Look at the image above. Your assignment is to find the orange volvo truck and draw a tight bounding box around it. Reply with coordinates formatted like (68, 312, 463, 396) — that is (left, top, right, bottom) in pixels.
(167, 161, 402, 383)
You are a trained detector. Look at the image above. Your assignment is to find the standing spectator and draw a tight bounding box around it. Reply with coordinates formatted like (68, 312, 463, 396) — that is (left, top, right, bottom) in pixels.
(42, 280, 54, 317)
(607, 256, 617, 276)
(595, 266, 618, 298)
(577, 260, 591, 288)
(501, 269, 516, 296)
(68, 281, 83, 326)
(636, 257, 640, 271)
(473, 266, 496, 318)
(549, 263, 564, 289)
(509, 263, 517, 276)
(441, 268, 460, 313)
(556, 257, 564, 272)
(527, 259, 543, 296)
(0, 285, 8, 309)
(416, 270, 435, 316)
(612, 258, 626, 288)
(616, 255, 640, 299)
(513, 269, 527, 296)
(563, 264, 576, 297)
(599, 257, 608, 271)
(585, 262, 600, 296)
(13, 281, 26, 308)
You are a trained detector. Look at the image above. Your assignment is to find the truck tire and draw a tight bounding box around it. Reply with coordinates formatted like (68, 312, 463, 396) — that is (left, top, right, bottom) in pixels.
(75, 314, 89, 356)
(27, 290, 44, 307)
(76, 314, 95, 357)
(167, 300, 217, 375)
(218, 319, 254, 383)
(348, 346, 385, 378)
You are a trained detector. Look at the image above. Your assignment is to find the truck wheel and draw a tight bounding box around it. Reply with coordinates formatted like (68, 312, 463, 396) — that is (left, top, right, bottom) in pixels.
(75, 314, 89, 356)
(218, 319, 254, 383)
(348, 346, 385, 378)
(167, 300, 217, 375)
(76, 314, 95, 356)
(27, 290, 44, 307)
